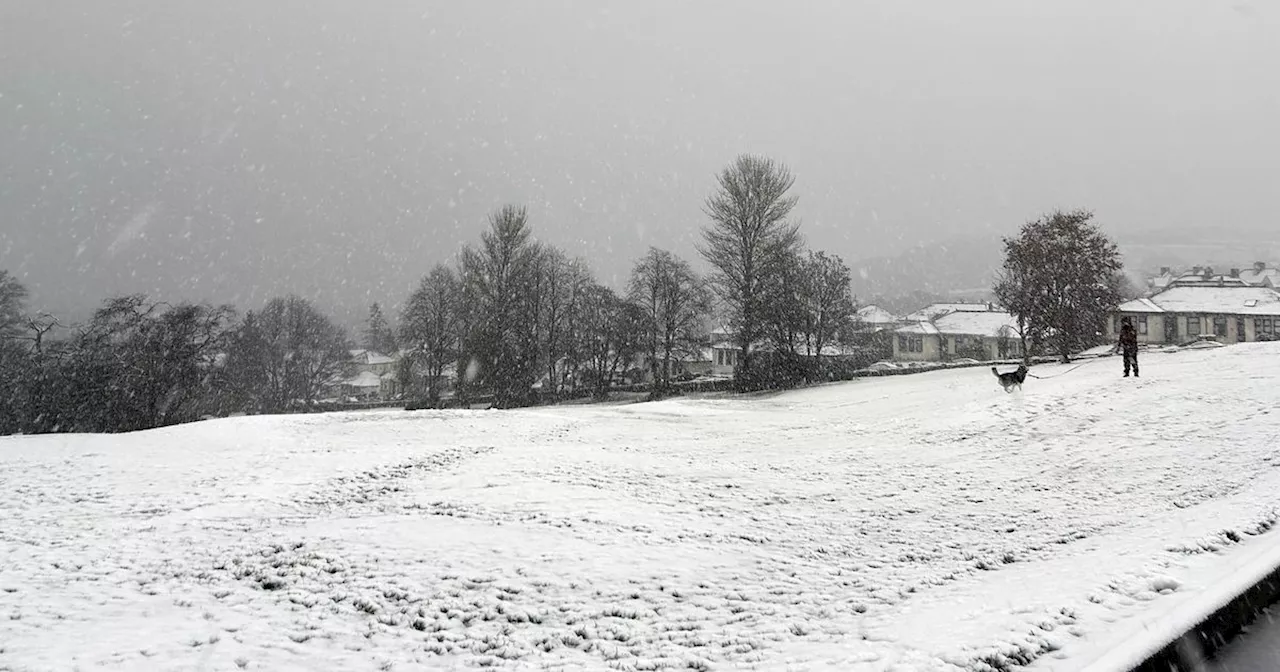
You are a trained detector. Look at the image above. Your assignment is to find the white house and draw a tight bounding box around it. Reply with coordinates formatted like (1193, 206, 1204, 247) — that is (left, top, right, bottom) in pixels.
(1110, 284, 1280, 345)
(893, 307, 1022, 362)
(343, 349, 402, 399)
(853, 305, 901, 332)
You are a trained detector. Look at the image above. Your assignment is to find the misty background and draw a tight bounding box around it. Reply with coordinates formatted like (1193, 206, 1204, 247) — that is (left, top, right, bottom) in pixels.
(2, 0, 1278, 328)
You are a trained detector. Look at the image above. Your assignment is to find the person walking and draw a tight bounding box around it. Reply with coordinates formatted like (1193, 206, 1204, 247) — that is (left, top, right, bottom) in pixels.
(1114, 317, 1140, 378)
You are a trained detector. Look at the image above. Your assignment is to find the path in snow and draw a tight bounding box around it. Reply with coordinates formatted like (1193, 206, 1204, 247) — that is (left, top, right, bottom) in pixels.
(2, 344, 1280, 671)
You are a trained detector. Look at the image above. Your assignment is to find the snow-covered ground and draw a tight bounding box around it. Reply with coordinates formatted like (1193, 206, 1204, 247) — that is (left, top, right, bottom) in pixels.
(3, 344, 1280, 672)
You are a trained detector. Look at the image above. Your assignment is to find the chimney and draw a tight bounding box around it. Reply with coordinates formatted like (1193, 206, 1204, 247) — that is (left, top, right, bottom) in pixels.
(1160, 266, 1171, 275)
(1204, 266, 1214, 278)
(1231, 268, 1240, 278)
(1257, 261, 1267, 272)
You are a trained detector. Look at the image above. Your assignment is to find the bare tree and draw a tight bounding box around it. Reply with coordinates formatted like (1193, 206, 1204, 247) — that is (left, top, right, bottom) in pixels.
(559, 257, 595, 392)
(994, 209, 1124, 363)
(776, 250, 858, 380)
(528, 247, 589, 397)
(228, 295, 351, 411)
(581, 283, 644, 399)
(460, 205, 541, 407)
(699, 154, 802, 390)
(628, 247, 710, 394)
(400, 265, 462, 402)
(797, 251, 856, 359)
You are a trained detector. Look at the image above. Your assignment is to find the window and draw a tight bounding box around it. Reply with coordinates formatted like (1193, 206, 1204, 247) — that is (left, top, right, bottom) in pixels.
(1187, 317, 1201, 337)
(1257, 318, 1275, 336)
(1237, 317, 1247, 342)
(912, 336, 923, 353)
(899, 334, 923, 353)
(1213, 316, 1228, 337)
(1137, 316, 1148, 335)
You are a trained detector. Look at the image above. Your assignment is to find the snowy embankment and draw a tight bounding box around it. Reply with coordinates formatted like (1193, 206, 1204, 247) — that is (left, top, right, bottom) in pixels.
(3, 345, 1280, 672)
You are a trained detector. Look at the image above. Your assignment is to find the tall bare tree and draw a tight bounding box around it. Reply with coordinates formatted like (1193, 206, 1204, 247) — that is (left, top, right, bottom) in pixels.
(460, 205, 541, 407)
(628, 247, 710, 393)
(699, 154, 802, 389)
(994, 209, 1124, 363)
(400, 265, 462, 402)
(529, 247, 589, 397)
(559, 257, 596, 392)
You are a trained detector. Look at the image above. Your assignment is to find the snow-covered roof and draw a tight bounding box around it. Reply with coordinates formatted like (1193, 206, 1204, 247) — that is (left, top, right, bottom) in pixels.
(896, 322, 940, 336)
(1133, 285, 1280, 316)
(1168, 276, 1252, 289)
(344, 371, 383, 388)
(856, 305, 899, 325)
(1238, 267, 1280, 286)
(1116, 297, 1164, 314)
(903, 303, 992, 322)
(932, 311, 1020, 338)
(350, 349, 397, 366)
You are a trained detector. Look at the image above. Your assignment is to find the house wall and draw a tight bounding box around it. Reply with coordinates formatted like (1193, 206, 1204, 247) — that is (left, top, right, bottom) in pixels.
(1109, 312, 1280, 345)
(685, 361, 714, 376)
(1106, 313, 1167, 344)
(937, 334, 1022, 361)
(712, 346, 739, 376)
(893, 332, 941, 361)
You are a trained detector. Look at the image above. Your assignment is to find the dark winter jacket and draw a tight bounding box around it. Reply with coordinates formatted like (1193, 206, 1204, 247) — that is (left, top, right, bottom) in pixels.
(1118, 325, 1139, 353)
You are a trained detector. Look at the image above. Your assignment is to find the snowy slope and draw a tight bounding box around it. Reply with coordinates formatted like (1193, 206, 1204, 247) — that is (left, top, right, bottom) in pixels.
(2, 344, 1280, 672)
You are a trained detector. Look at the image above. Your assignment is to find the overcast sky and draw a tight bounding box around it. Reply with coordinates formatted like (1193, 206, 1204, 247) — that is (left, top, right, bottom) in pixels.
(2, 0, 1277, 323)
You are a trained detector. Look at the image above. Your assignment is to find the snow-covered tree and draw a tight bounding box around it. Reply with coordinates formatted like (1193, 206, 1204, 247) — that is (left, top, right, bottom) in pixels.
(994, 209, 1124, 363)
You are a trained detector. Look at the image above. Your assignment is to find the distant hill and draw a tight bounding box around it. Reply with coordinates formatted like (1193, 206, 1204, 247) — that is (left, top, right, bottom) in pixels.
(1114, 230, 1280, 275)
(849, 235, 1003, 314)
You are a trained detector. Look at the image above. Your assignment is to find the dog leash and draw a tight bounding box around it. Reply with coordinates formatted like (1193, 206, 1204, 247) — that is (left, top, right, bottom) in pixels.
(1026, 361, 1094, 380)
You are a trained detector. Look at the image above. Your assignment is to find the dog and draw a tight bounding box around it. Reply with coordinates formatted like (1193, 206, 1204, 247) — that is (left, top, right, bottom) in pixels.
(992, 364, 1029, 393)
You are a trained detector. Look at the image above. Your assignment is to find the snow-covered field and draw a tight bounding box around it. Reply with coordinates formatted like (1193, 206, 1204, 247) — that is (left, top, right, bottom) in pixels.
(3, 344, 1280, 672)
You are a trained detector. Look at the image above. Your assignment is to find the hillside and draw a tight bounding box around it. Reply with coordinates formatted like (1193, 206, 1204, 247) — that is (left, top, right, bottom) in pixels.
(2, 344, 1280, 670)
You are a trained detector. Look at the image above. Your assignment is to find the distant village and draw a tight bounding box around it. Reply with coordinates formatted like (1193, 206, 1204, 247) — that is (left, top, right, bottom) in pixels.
(327, 260, 1280, 404)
